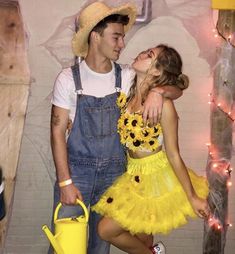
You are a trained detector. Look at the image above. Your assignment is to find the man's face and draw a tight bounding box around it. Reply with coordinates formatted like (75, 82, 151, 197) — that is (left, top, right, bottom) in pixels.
(96, 23, 125, 61)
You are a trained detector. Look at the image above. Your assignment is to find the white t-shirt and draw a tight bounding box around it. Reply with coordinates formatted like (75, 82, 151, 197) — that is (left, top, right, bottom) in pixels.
(51, 60, 135, 122)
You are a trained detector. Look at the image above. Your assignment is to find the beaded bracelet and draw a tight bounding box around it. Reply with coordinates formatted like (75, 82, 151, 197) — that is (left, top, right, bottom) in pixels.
(58, 178, 73, 187)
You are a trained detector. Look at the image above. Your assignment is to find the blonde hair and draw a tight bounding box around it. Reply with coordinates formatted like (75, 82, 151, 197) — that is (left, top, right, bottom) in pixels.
(127, 44, 189, 111)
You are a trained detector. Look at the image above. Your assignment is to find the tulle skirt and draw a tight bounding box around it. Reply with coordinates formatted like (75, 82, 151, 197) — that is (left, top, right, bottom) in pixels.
(92, 151, 209, 235)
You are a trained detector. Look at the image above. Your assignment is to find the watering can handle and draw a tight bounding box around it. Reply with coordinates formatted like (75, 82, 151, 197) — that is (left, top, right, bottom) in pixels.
(54, 199, 89, 223)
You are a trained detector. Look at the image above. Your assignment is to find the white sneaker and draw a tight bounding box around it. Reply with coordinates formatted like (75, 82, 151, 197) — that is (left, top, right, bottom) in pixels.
(151, 241, 166, 254)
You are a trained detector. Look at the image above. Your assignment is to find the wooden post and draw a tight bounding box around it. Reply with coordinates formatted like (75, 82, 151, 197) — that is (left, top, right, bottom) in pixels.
(0, 1, 30, 252)
(203, 8, 235, 254)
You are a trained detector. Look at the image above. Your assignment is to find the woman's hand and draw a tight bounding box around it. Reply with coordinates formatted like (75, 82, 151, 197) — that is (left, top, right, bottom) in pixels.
(189, 195, 210, 219)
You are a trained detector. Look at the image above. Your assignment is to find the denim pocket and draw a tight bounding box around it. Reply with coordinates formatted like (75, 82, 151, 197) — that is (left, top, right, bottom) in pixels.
(82, 106, 119, 138)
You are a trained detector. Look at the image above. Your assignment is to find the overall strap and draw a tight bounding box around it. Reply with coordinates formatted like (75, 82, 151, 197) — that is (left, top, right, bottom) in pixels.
(71, 63, 83, 94)
(72, 62, 121, 93)
(114, 62, 122, 91)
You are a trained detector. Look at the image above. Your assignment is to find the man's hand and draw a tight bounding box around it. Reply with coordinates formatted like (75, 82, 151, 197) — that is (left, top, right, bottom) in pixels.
(143, 90, 163, 126)
(60, 184, 83, 205)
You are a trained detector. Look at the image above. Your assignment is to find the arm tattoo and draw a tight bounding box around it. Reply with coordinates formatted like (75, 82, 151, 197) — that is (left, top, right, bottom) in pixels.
(51, 112, 60, 126)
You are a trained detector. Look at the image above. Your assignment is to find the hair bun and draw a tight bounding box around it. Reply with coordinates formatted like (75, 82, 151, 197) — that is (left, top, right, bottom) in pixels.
(177, 73, 189, 90)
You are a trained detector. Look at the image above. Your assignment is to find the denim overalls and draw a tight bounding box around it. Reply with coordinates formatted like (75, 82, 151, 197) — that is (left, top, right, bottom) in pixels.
(52, 62, 126, 254)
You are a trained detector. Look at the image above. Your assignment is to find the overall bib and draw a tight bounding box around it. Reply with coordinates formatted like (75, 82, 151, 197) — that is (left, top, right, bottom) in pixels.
(52, 62, 126, 254)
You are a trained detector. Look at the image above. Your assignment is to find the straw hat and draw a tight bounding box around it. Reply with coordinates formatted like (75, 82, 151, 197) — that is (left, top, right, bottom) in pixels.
(72, 1, 137, 57)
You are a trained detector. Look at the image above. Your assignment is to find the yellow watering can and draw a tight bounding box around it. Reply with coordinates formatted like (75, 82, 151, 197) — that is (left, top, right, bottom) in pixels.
(42, 199, 89, 254)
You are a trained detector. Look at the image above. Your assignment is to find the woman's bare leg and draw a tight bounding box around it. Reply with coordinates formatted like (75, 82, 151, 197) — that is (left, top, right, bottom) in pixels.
(98, 217, 152, 254)
(136, 233, 153, 248)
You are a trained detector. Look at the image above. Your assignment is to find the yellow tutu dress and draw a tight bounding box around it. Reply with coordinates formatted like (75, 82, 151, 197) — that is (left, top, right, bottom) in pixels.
(92, 93, 209, 235)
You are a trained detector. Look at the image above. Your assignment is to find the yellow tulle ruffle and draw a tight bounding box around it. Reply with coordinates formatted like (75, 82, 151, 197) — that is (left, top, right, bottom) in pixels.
(92, 151, 209, 235)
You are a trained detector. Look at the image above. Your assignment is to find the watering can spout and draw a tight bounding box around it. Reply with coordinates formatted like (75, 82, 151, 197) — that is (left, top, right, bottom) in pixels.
(42, 225, 64, 254)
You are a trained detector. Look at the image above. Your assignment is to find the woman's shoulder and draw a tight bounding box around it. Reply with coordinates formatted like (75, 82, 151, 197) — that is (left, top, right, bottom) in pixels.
(162, 98, 178, 119)
(163, 98, 174, 108)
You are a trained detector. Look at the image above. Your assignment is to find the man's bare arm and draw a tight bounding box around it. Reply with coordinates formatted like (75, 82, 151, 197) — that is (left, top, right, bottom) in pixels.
(51, 105, 71, 182)
(51, 105, 82, 204)
(153, 85, 183, 100)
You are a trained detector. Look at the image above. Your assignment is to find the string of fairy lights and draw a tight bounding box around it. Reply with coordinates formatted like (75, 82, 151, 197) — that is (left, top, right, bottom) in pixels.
(208, 93, 234, 122)
(205, 27, 234, 231)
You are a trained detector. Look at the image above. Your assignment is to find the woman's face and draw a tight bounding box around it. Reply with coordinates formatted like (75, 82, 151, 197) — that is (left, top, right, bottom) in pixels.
(131, 47, 160, 74)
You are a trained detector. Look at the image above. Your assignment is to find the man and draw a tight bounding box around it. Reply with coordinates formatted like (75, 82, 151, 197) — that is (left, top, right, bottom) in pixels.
(50, 2, 181, 254)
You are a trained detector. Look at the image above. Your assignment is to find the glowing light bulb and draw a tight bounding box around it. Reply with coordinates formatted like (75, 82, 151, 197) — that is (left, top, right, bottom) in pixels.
(227, 181, 232, 187)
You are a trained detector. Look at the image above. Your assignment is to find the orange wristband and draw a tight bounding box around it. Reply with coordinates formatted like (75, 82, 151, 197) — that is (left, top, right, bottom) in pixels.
(58, 178, 73, 187)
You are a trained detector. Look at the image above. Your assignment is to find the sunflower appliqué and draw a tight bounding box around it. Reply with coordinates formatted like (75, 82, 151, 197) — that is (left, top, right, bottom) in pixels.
(117, 101, 162, 152)
(116, 92, 127, 110)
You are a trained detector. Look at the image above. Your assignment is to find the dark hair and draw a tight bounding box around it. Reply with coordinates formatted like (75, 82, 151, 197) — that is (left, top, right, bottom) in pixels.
(88, 14, 129, 43)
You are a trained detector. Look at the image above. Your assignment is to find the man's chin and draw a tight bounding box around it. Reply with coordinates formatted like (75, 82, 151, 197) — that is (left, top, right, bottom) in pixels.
(110, 56, 118, 61)
(111, 52, 120, 61)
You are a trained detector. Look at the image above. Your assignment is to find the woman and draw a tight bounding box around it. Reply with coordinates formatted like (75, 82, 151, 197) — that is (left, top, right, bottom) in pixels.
(92, 44, 210, 254)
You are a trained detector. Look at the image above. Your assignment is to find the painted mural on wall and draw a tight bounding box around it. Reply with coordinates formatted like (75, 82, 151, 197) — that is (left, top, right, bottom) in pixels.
(42, 0, 216, 69)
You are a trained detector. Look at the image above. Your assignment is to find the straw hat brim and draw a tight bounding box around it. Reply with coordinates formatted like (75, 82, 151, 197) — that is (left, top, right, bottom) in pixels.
(72, 3, 137, 57)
